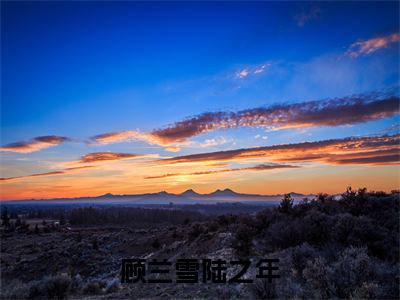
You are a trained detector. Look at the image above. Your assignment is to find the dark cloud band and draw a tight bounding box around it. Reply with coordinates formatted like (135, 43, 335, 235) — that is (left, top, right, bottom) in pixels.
(150, 92, 399, 144)
(155, 134, 400, 166)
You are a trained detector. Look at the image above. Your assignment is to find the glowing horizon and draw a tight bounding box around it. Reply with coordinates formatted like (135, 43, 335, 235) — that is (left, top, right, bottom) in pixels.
(1, 2, 399, 200)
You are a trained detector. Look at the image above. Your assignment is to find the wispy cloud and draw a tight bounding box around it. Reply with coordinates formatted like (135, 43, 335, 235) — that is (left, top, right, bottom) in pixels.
(346, 33, 400, 58)
(235, 63, 271, 78)
(0, 166, 95, 182)
(90, 130, 184, 152)
(155, 134, 399, 167)
(255, 134, 268, 140)
(0, 136, 70, 153)
(144, 163, 298, 179)
(91, 130, 231, 152)
(1, 151, 158, 182)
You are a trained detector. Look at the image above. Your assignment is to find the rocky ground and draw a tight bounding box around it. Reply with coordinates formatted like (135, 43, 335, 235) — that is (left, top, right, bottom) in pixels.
(1, 221, 255, 299)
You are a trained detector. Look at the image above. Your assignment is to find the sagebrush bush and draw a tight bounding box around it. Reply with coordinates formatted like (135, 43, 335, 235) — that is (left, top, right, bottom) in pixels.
(105, 278, 120, 293)
(0, 280, 30, 299)
(29, 275, 71, 299)
(252, 278, 277, 299)
(82, 279, 106, 295)
(188, 223, 204, 241)
(232, 223, 254, 257)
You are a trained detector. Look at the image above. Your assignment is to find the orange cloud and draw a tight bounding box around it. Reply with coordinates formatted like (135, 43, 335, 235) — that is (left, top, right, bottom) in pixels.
(80, 152, 148, 163)
(149, 92, 399, 144)
(155, 134, 400, 167)
(144, 163, 298, 179)
(0, 136, 70, 153)
(89, 91, 398, 150)
(346, 33, 400, 58)
(90, 130, 181, 151)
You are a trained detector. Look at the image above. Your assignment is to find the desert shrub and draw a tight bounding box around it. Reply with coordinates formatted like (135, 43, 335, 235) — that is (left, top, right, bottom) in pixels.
(254, 209, 274, 232)
(68, 207, 204, 226)
(207, 221, 219, 232)
(298, 210, 332, 245)
(352, 282, 381, 299)
(301, 246, 397, 299)
(216, 214, 237, 227)
(303, 256, 333, 298)
(331, 214, 393, 260)
(252, 279, 277, 299)
(171, 230, 179, 239)
(71, 274, 83, 290)
(330, 246, 375, 298)
(152, 238, 160, 249)
(82, 280, 105, 295)
(232, 223, 253, 257)
(278, 194, 293, 214)
(29, 275, 71, 299)
(288, 243, 318, 279)
(216, 285, 235, 299)
(262, 221, 300, 251)
(188, 223, 204, 241)
(0, 280, 30, 299)
(91, 238, 99, 250)
(105, 278, 120, 293)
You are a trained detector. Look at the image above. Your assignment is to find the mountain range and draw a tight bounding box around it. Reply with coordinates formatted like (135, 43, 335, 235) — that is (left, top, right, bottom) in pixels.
(2, 189, 313, 205)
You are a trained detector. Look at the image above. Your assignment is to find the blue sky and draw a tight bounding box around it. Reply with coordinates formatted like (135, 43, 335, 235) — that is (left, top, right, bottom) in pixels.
(1, 2, 399, 199)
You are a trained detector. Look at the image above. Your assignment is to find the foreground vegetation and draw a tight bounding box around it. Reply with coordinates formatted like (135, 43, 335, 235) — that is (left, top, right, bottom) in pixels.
(0, 188, 399, 299)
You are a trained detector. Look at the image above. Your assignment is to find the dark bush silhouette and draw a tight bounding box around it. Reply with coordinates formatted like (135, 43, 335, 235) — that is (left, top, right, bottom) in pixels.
(278, 194, 293, 213)
(231, 188, 399, 299)
(67, 207, 204, 226)
(29, 275, 71, 299)
(232, 223, 253, 256)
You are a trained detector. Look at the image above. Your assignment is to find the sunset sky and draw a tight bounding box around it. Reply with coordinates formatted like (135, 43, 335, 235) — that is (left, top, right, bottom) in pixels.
(1, 1, 399, 200)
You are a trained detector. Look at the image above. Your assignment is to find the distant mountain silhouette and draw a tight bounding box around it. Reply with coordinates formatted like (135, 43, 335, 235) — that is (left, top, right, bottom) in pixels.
(180, 189, 201, 197)
(208, 188, 241, 197)
(3, 188, 312, 205)
(97, 193, 114, 198)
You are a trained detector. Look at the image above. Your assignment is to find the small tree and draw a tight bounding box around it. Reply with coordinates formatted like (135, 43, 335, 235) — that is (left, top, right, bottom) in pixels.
(15, 217, 22, 228)
(1, 207, 10, 227)
(232, 224, 253, 257)
(279, 194, 294, 213)
(92, 238, 99, 250)
(152, 238, 160, 249)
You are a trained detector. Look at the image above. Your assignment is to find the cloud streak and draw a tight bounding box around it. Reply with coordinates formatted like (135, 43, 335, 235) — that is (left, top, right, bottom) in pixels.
(0, 136, 70, 153)
(149, 91, 399, 144)
(90, 91, 399, 150)
(346, 33, 400, 58)
(144, 163, 298, 179)
(90, 130, 181, 152)
(155, 134, 400, 167)
(235, 63, 271, 78)
(15, 91, 397, 154)
(0, 166, 95, 182)
(79, 152, 149, 163)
